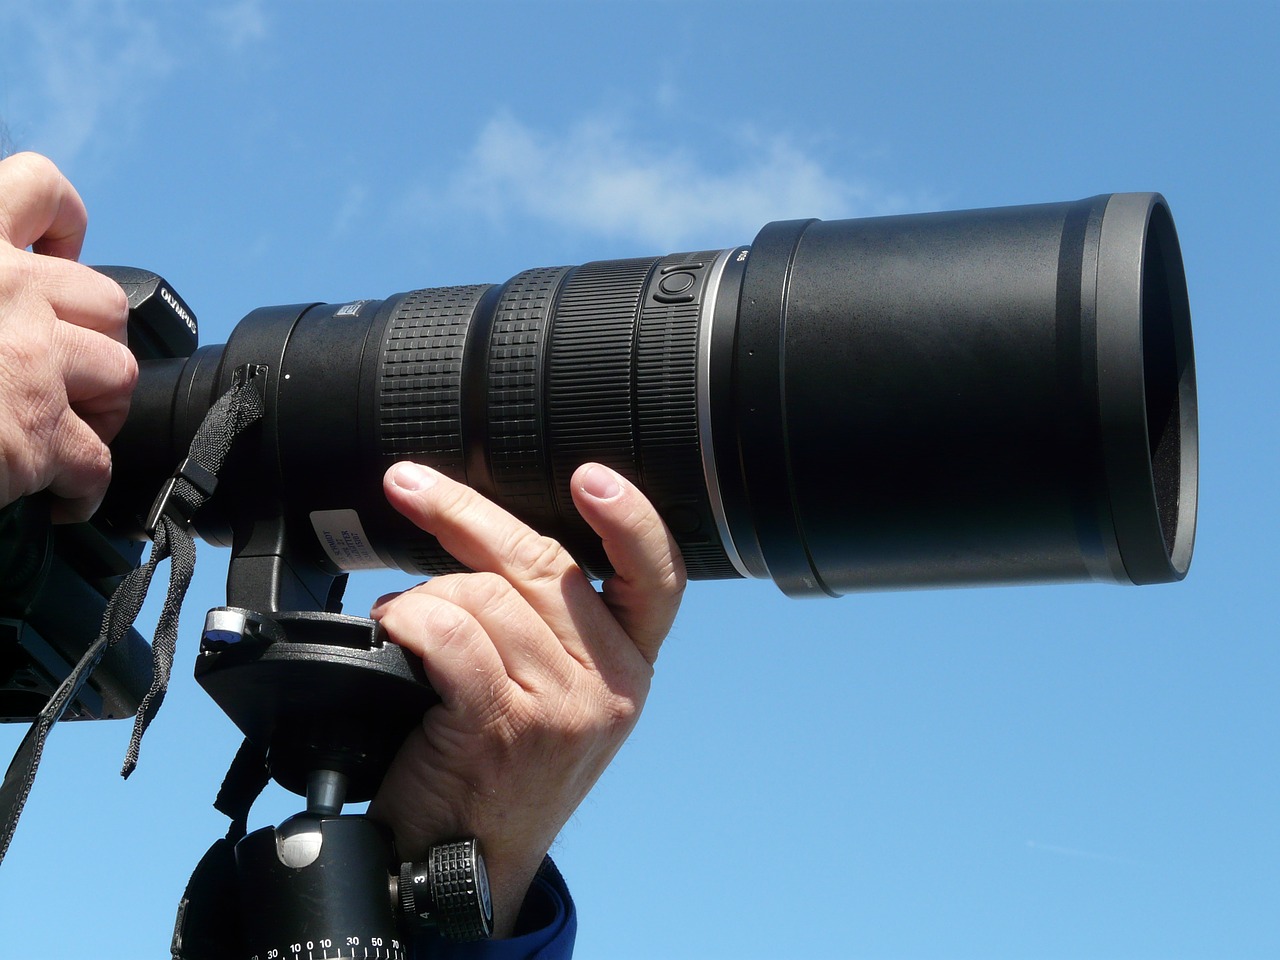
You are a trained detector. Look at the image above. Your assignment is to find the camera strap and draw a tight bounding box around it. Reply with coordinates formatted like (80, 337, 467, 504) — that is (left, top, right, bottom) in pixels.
(0, 367, 265, 866)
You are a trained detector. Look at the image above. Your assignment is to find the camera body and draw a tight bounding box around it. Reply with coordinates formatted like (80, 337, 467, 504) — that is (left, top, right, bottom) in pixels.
(0, 268, 197, 722)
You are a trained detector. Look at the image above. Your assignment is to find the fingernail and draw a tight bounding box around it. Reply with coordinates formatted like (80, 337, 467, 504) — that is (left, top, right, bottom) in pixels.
(579, 463, 623, 501)
(390, 462, 439, 492)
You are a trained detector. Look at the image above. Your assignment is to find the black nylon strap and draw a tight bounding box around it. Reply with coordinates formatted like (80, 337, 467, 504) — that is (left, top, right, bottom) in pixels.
(122, 367, 266, 776)
(0, 367, 265, 866)
(213, 737, 271, 842)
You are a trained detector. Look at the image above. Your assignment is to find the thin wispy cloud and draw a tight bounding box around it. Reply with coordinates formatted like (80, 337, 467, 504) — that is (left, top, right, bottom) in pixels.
(430, 113, 912, 249)
(1, 2, 175, 164)
(1, 2, 267, 166)
(1025, 840, 1143, 867)
(330, 182, 369, 240)
(208, 0, 270, 51)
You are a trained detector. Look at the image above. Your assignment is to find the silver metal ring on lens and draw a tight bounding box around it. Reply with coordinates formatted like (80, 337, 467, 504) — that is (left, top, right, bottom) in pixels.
(697, 247, 752, 579)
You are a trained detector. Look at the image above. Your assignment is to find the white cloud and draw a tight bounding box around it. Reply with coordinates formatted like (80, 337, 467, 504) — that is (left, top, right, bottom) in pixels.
(436, 113, 910, 249)
(330, 182, 369, 240)
(208, 0, 270, 51)
(0, 2, 174, 165)
(0, 1, 266, 168)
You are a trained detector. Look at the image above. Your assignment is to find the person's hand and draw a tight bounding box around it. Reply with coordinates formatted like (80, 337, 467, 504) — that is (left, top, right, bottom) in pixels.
(0, 152, 135, 520)
(368, 460, 685, 938)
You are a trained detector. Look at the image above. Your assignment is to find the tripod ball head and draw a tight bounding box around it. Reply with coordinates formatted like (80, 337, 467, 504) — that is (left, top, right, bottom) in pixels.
(233, 816, 492, 959)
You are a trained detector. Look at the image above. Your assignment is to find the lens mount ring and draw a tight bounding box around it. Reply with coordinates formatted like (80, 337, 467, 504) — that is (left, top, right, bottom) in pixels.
(696, 247, 753, 579)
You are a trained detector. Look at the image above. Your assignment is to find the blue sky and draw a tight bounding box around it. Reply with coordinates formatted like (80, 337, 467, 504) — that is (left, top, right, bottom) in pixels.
(1, 1, 1277, 957)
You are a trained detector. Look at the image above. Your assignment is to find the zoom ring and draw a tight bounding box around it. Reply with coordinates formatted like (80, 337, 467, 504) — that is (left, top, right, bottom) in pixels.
(487, 267, 572, 521)
(546, 257, 659, 575)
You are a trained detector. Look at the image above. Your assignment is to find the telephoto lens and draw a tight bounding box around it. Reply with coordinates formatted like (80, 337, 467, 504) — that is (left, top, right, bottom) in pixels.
(104, 193, 1196, 596)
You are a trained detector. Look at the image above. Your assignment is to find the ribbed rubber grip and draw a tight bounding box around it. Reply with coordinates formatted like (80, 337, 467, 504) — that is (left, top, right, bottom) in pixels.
(372, 251, 741, 582)
(377, 285, 488, 473)
(546, 257, 658, 525)
(379, 285, 489, 576)
(488, 266, 572, 519)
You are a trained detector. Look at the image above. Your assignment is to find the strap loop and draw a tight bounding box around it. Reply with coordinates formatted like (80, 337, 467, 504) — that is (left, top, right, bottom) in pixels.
(145, 459, 219, 535)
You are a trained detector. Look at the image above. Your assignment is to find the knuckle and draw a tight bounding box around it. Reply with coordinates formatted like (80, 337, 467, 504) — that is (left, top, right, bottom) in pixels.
(431, 571, 513, 610)
(420, 600, 479, 652)
(465, 571, 518, 610)
(657, 550, 688, 597)
(505, 528, 571, 583)
(10, 152, 60, 181)
(597, 688, 642, 731)
(63, 427, 112, 492)
(557, 688, 641, 748)
(637, 512, 688, 590)
(421, 573, 466, 592)
(83, 435, 112, 481)
(432, 475, 474, 515)
(80, 331, 138, 392)
(560, 676, 643, 731)
(5, 153, 61, 200)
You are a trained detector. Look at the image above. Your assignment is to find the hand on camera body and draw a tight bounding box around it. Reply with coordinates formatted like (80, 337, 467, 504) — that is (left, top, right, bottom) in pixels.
(0, 152, 135, 520)
(368, 460, 685, 939)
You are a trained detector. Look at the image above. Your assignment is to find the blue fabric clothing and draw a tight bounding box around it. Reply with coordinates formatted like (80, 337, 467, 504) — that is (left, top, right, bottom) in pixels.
(411, 858, 576, 959)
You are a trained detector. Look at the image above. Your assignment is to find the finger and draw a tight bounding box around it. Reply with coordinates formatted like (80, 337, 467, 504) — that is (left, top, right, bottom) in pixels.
(45, 323, 137, 445)
(43, 412, 112, 522)
(394, 573, 580, 693)
(0, 153, 88, 258)
(32, 254, 130, 340)
(372, 589, 408, 609)
(54, 322, 137, 408)
(570, 463, 686, 664)
(383, 461, 596, 620)
(372, 587, 519, 717)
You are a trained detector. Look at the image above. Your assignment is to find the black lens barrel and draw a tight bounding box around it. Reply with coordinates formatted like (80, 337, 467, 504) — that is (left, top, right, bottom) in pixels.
(105, 193, 1196, 596)
(728, 193, 1195, 594)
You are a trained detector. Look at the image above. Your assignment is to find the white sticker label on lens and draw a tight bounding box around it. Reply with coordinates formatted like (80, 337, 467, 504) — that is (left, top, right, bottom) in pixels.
(335, 300, 372, 317)
(310, 509, 382, 570)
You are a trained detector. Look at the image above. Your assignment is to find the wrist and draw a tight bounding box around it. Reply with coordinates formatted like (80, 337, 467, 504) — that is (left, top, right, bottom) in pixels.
(482, 845, 552, 939)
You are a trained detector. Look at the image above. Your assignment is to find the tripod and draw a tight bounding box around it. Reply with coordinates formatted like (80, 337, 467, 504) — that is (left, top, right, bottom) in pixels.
(174, 529, 492, 958)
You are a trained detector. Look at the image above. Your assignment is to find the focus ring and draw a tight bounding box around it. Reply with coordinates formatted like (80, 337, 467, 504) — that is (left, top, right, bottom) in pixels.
(636, 252, 739, 577)
(379, 286, 487, 576)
